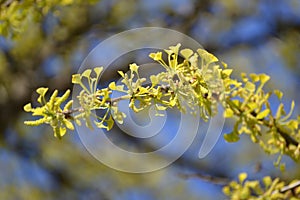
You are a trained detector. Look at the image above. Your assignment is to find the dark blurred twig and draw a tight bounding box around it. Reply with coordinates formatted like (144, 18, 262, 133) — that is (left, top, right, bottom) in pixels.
(178, 172, 230, 185)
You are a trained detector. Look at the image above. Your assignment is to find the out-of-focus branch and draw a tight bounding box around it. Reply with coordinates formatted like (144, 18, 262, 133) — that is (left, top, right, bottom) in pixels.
(178, 172, 230, 185)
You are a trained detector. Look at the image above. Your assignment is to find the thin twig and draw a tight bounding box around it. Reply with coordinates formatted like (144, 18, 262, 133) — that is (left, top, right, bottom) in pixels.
(178, 172, 230, 185)
(279, 181, 300, 193)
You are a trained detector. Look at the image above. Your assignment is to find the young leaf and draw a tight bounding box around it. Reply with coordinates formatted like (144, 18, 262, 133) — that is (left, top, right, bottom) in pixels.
(239, 173, 248, 183)
(129, 63, 139, 74)
(280, 101, 295, 122)
(275, 103, 284, 119)
(149, 52, 162, 61)
(109, 82, 116, 90)
(81, 69, 92, 79)
(64, 119, 74, 130)
(94, 67, 103, 78)
(249, 73, 260, 82)
(63, 100, 73, 111)
(168, 43, 181, 54)
(180, 48, 193, 59)
(256, 109, 270, 120)
(150, 75, 159, 86)
(197, 49, 218, 64)
(155, 104, 167, 111)
(24, 118, 48, 126)
(274, 90, 283, 100)
(106, 115, 114, 130)
(118, 71, 125, 78)
(24, 103, 32, 112)
(245, 82, 256, 92)
(36, 87, 48, 96)
(259, 74, 270, 84)
(72, 74, 81, 84)
(37, 87, 48, 104)
(222, 69, 233, 77)
(263, 176, 272, 188)
(224, 132, 240, 142)
(224, 108, 234, 118)
(56, 89, 70, 106)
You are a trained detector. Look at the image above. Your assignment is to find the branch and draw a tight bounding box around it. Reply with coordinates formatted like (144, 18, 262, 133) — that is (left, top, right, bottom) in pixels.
(178, 172, 230, 185)
(279, 181, 300, 193)
(61, 94, 131, 117)
(227, 98, 299, 147)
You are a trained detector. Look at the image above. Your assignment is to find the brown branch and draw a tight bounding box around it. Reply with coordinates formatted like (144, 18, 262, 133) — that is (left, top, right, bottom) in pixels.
(178, 172, 230, 185)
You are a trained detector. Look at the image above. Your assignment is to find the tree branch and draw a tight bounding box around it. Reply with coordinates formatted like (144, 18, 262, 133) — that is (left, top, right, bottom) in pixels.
(178, 172, 230, 185)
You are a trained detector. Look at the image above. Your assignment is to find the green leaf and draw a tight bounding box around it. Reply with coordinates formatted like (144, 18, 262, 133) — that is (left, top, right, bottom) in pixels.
(49, 90, 58, 109)
(149, 52, 162, 61)
(247, 102, 257, 111)
(249, 73, 260, 82)
(31, 107, 45, 116)
(116, 85, 125, 91)
(239, 173, 248, 183)
(180, 48, 193, 59)
(82, 69, 92, 78)
(150, 75, 158, 86)
(118, 71, 125, 78)
(259, 74, 270, 84)
(94, 116, 114, 131)
(247, 181, 259, 189)
(72, 74, 81, 84)
(64, 119, 74, 130)
(37, 87, 49, 104)
(275, 103, 284, 119)
(155, 104, 167, 111)
(24, 118, 48, 126)
(59, 127, 67, 137)
(280, 101, 295, 122)
(106, 115, 114, 130)
(245, 82, 256, 92)
(240, 188, 250, 199)
(129, 63, 139, 74)
(168, 43, 181, 54)
(36, 87, 48, 96)
(94, 67, 103, 78)
(109, 82, 116, 90)
(279, 163, 285, 172)
(197, 48, 218, 64)
(274, 89, 283, 100)
(111, 106, 126, 124)
(241, 73, 248, 82)
(222, 186, 231, 196)
(169, 98, 177, 107)
(75, 118, 82, 126)
(222, 69, 233, 77)
(221, 61, 228, 68)
(63, 100, 73, 111)
(56, 89, 70, 106)
(53, 126, 66, 139)
(263, 176, 272, 187)
(224, 108, 234, 118)
(24, 103, 32, 112)
(288, 120, 298, 129)
(256, 109, 270, 119)
(224, 132, 240, 142)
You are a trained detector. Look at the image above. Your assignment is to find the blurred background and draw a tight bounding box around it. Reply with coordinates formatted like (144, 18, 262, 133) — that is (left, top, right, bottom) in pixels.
(0, 0, 300, 199)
